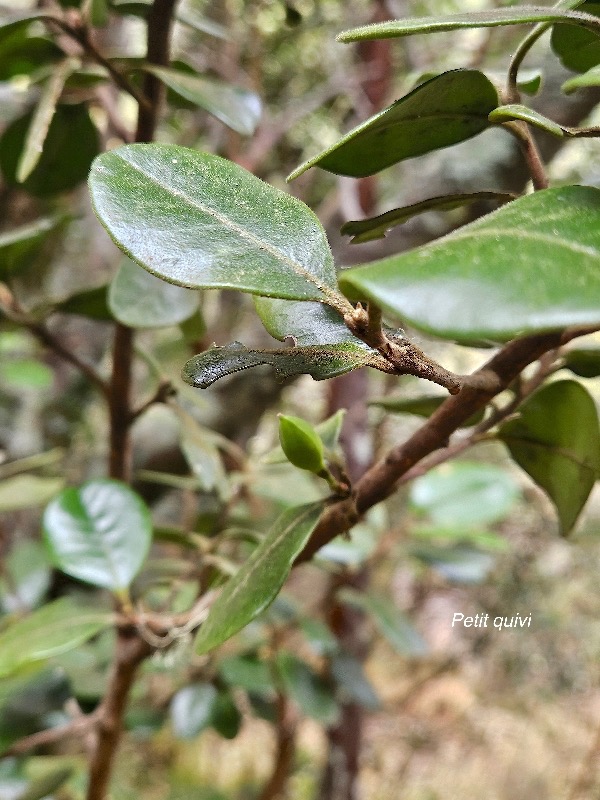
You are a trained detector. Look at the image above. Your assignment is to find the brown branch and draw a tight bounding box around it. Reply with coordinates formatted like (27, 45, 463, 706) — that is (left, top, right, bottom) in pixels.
(503, 121, 549, 190)
(85, 632, 153, 800)
(0, 712, 98, 759)
(296, 326, 599, 564)
(257, 694, 298, 800)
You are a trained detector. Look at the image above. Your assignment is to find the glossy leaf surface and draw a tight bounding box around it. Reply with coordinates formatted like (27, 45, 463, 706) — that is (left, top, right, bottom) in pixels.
(342, 191, 515, 244)
(0, 597, 113, 678)
(288, 70, 498, 179)
(498, 380, 600, 534)
(195, 503, 323, 654)
(339, 186, 600, 342)
(145, 66, 261, 135)
(89, 144, 342, 305)
(338, 6, 600, 41)
(182, 340, 384, 388)
(109, 257, 199, 328)
(43, 479, 152, 590)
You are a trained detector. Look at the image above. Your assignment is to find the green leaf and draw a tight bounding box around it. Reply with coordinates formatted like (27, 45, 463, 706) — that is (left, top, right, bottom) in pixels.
(43, 479, 153, 591)
(0, 475, 64, 512)
(170, 683, 217, 739)
(174, 7, 229, 39)
(56, 285, 111, 320)
(275, 652, 339, 724)
(410, 462, 520, 527)
(370, 394, 484, 427)
(108, 257, 199, 328)
(182, 340, 385, 388)
(562, 64, 600, 92)
(330, 654, 380, 710)
(278, 414, 326, 473)
(218, 654, 275, 695)
(288, 70, 498, 179)
(263, 409, 346, 465)
(144, 66, 261, 136)
(0, 540, 52, 612)
(337, 6, 600, 42)
(411, 543, 496, 584)
(341, 192, 515, 244)
(488, 104, 565, 137)
(0, 216, 62, 280)
(194, 502, 323, 654)
(254, 296, 358, 346)
(563, 347, 600, 376)
(0, 597, 113, 679)
(210, 690, 242, 739)
(411, 525, 508, 552)
(89, 144, 345, 308)
(0, 359, 54, 390)
(0, 24, 63, 81)
(15, 767, 73, 800)
(338, 589, 428, 656)
(498, 380, 600, 534)
(518, 69, 543, 95)
(172, 405, 228, 496)
(16, 59, 74, 183)
(0, 104, 99, 196)
(339, 186, 600, 342)
(552, 2, 600, 72)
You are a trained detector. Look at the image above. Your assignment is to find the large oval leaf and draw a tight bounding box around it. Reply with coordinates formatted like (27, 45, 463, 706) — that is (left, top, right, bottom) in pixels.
(194, 502, 323, 654)
(288, 70, 498, 179)
(0, 597, 113, 679)
(338, 5, 599, 41)
(339, 186, 600, 342)
(43, 479, 152, 591)
(89, 144, 343, 307)
(552, 2, 600, 72)
(498, 380, 600, 534)
(108, 257, 199, 328)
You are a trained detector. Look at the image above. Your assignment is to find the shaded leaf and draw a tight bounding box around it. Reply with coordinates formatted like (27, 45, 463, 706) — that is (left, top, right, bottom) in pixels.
(0, 597, 113, 679)
(170, 683, 217, 739)
(0, 216, 61, 279)
(563, 347, 600, 376)
(498, 380, 600, 534)
(299, 617, 339, 656)
(16, 59, 73, 183)
(411, 524, 509, 552)
(218, 654, 275, 695)
(0, 104, 99, 196)
(339, 589, 428, 656)
(552, 2, 600, 72)
(15, 767, 73, 800)
(0, 540, 52, 612)
(275, 652, 339, 724)
(288, 70, 498, 179)
(109, 257, 199, 328)
(342, 191, 515, 244)
(410, 462, 520, 527)
(331, 653, 380, 710)
(0, 24, 63, 81)
(175, 7, 229, 39)
(194, 503, 323, 654)
(89, 144, 344, 307)
(411, 543, 496, 584)
(145, 66, 261, 136)
(43, 479, 152, 591)
(182, 340, 385, 388)
(254, 296, 358, 345)
(172, 405, 228, 496)
(339, 186, 600, 342)
(210, 690, 242, 739)
(56, 285, 111, 320)
(338, 6, 600, 42)
(370, 394, 484, 427)
(488, 104, 564, 137)
(0, 475, 63, 512)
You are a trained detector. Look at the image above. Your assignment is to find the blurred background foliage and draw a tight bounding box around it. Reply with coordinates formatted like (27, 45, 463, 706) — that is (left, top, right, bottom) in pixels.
(2, 0, 600, 799)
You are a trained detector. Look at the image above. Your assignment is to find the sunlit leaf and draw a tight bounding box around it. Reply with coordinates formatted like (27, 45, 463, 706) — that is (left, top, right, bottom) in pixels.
(43, 479, 152, 591)
(498, 380, 600, 534)
(339, 186, 600, 342)
(288, 70, 498, 179)
(89, 144, 345, 307)
(194, 503, 323, 654)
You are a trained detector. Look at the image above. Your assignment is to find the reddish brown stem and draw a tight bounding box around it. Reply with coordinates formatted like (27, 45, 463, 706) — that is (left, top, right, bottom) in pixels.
(257, 694, 298, 800)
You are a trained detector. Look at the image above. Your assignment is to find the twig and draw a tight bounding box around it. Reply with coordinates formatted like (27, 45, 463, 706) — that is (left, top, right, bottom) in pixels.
(0, 711, 99, 759)
(503, 120, 549, 190)
(295, 325, 600, 564)
(129, 379, 176, 422)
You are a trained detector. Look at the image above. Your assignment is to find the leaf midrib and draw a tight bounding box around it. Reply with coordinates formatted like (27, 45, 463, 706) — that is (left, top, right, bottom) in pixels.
(114, 153, 341, 306)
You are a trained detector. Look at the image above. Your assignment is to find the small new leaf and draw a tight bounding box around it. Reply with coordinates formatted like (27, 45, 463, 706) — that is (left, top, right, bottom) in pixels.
(278, 414, 326, 474)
